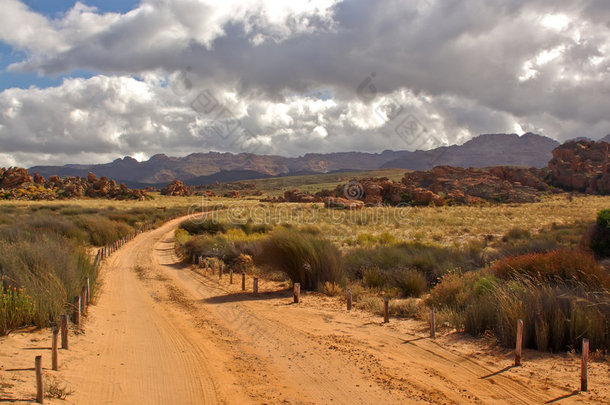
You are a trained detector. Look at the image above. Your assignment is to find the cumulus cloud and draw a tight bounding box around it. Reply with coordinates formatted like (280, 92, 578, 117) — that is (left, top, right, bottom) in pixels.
(0, 0, 609, 167)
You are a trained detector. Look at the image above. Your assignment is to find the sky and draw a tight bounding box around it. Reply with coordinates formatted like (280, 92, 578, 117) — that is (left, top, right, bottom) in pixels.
(0, 0, 609, 168)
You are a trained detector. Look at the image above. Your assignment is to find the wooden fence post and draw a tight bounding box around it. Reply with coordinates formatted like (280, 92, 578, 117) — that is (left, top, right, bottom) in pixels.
(430, 306, 436, 338)
(383, 297, 389, 323)
(73, 296, 81, 327)
(253, 277, 259, 294)
(81, 287, 87, 314)
(60, 314, 68, 350)
(242, 272, 246, 291)
(52, 327, 58, 371)
(293, 283, 300, 304)
(219, 264, 223, 279)
(581, 338, 589, 392)
(346, 289, 352, 311)
(85, 277, 90, 305)
(35, 355, 43, 403)
(230, 269, 233, 284)
(515, 319, 523, 366)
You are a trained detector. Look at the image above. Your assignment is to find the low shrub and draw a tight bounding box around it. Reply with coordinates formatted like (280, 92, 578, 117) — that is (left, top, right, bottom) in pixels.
(73, 215, 132, 246)
(179, 219, 227, 235)
(258, 229, 344, 290)
(491, 249, 608, 288)
(502, 227, 531, 242)
(0, 284, 35, 334)
(321, 281, 343, 296)
(345, 242, 483, 282)
(392, 268, 427, 298)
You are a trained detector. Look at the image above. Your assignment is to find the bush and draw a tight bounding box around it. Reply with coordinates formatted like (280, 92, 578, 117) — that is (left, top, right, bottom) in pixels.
(0, 284, 35, 334)
(392, 268, 427, 297)
(586, 209, 610, 258)
(258, 229, 344, 290)
(491, 249, 608, 288)
(502, 227, 531, 242)
(73, 215, 132, 246)
(179, 219, 227, 235)
(345, 242, 483, 282)
(183, 234, 238, 262)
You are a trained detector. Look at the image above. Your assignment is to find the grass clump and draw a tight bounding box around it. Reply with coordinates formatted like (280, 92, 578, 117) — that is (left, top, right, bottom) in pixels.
(258, 229, 343, 290)
(491, 249, 608, 288)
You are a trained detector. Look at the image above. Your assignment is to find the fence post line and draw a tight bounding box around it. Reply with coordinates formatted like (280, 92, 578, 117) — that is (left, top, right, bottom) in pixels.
(242, 272, 246, 291)
(347, 289, 352, 311)
(430, 306, 436, 338)
(581, 338, 589, 392)
(383, 297, 389, 323)
(52, 327, 59, 371)
(293, 283, 300, 304)
(60, 314, 69, 349)
(515, 319, 523, 366)
(253, 277, 259, 294)
(35, 355, 44, 403)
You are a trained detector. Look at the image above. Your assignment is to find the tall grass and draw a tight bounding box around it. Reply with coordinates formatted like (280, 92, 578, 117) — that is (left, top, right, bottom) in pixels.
(428, 271, 609, 352)
(0, 232, 95, 328)
(258, 229, 343, 290)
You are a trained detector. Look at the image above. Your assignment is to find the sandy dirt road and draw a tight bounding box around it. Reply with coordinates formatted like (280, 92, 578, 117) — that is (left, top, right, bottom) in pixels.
(1, 215, 608, 404)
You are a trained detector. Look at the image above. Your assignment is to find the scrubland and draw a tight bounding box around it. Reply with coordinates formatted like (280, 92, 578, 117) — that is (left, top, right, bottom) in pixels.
(2, 193, 609, 355)
(178, 194, 610, 353)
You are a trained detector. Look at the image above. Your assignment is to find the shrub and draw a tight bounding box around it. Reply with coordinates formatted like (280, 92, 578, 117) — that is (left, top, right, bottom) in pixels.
(73, 215, 132, 246)
(0, 284, 35, 334)
(183, 234, 238, 262)
(392, 268, 427, 297)
(502, 227, 531, 242)
(179, 219, 227, 235)
(491, 249, 608, 288)
(258, 229, 344, 290)
(344, 242, 483, 282)
(321, 281, 343, 296)
(363, 266, 386, 289)
(585, 209, 610, 258)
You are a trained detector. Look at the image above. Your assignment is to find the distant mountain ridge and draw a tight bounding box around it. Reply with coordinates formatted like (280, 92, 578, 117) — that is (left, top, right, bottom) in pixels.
(29, 133, 559, 186)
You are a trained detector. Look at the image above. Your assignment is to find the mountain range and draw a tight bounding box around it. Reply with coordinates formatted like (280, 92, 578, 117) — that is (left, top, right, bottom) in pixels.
(29, 133, 560, 187)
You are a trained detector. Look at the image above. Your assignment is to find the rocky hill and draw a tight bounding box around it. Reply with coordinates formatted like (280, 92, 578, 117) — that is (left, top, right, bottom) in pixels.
(29, 133, 559, 185)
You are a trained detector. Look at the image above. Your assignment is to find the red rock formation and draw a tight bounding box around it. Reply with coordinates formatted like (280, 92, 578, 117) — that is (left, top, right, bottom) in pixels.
(160, 180, 191, 196)
(547, 140, 610, 194)
(0, 167, 147, 200)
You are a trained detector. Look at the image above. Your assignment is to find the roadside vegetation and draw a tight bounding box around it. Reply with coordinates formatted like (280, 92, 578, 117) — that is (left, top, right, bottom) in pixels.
(178, 195, 610, 353)
(0, 200, 194, 334)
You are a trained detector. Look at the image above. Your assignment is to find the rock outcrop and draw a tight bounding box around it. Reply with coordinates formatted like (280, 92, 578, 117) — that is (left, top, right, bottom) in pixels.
(160, 180, 191, 196)
(0, 167, 148, 200)
(547, 140, 610, 194)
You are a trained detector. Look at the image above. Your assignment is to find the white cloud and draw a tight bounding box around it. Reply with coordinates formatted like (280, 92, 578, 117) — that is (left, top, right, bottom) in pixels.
(0, 0, 610, 167)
